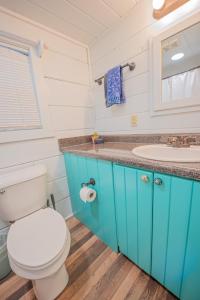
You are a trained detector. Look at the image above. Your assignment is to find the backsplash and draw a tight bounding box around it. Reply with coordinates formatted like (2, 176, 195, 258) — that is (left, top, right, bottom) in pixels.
(58, 133, 200, 150)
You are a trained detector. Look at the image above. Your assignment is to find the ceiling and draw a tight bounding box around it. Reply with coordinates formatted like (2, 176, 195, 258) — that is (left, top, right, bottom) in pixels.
(0, 0, 137, 45)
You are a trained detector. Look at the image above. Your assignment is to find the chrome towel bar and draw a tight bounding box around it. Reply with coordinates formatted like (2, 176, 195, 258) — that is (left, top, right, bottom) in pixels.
(95, 62, 136, 85)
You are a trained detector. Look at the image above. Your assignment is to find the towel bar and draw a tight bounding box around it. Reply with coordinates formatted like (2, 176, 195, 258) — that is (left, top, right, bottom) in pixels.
(95, 62, 136, 85)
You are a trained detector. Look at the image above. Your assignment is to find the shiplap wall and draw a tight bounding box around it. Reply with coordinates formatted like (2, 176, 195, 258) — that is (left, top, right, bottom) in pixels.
(0, 7, 94, 229)
(90, 0, 200, 134)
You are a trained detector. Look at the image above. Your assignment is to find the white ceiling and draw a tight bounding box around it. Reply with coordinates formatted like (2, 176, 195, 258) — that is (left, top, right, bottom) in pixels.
(0, 0, 137, 45)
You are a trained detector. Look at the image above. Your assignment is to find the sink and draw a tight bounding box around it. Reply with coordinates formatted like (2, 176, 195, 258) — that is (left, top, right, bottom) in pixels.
(132, 144, 200, 162)
(86, 148, 129, 156)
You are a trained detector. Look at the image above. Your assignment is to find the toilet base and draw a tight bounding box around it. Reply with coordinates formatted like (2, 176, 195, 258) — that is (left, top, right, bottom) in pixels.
(32, 264, 68, 300)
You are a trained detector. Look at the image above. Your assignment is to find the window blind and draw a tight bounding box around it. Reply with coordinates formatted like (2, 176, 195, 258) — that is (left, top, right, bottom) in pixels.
(0, 44, 41, 131)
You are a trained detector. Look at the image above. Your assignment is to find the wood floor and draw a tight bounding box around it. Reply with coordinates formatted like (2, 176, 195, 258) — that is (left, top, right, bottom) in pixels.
(0, 217, 177, 300)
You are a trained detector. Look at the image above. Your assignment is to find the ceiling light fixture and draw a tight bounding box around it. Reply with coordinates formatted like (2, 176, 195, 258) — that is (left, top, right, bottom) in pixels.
(152, 0, 165, 10)
(171, 52, 185, 61)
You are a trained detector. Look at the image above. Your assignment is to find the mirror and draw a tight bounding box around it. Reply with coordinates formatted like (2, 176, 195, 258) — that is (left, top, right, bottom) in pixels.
(161, 22, 200, 104)
(151, 12, 200, 115)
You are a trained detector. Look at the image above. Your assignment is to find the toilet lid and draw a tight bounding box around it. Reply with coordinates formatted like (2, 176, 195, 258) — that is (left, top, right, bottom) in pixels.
(7, 208, 67, 268)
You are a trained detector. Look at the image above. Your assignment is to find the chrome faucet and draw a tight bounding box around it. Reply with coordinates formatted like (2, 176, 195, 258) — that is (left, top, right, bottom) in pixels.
(167, 136, 196, 148)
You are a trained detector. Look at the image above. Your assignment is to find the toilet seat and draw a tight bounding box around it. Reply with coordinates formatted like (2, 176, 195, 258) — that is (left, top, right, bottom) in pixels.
(7, 208, 71, 279)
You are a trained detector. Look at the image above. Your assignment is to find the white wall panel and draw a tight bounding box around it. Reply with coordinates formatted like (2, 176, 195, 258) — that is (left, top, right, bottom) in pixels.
(95, 93, 149, 120)
(46, 78, 92, 107)
(95, 110, 200, 133)
(48, 177, 69, 202)
(38, 155, 66, 181)
(56, 197, 72, 219)
(55, 128, 93, 139)
(0, 9, 88, 62)
(91, 0, 200, 134)
(50, 107, 94, 131)
(0, 138, 60, 169)
(0, 8, 93, 228)
(90, 0, 154, 62)
(43, 50, 90, 85)
(93, 50, 148, 80)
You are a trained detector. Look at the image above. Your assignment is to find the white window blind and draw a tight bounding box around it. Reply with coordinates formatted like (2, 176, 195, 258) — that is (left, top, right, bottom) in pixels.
(0, 43, 41, 131)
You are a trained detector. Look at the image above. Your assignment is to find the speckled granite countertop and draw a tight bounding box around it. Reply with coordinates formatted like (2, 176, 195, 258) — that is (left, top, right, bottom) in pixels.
(60, 141, 200, 181)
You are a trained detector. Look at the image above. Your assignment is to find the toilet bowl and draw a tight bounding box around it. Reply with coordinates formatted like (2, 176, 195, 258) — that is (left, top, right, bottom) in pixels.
(0, 165, 71, 300)
(7, 208, 71, 300)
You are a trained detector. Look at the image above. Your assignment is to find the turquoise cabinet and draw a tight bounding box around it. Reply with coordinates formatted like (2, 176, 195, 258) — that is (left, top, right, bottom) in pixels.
(181, 182, 200, 300)
(137, 169, 153, 273)
(113, 164, 199, 299)
(64, 153, 118, 252)
(64, 154, 200, 300)
(152, 174, 193, 297)
(113, 164, 153, 274)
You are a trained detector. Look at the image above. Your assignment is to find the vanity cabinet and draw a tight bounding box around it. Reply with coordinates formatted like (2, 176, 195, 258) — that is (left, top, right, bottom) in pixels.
(64, 153, 200, 300)
(64, 153, 118, 252)
(181, 182, 200, 300)
(152, 174, 193, 297)
(113, 164, 153, 274)
(113, 164, 199, 299)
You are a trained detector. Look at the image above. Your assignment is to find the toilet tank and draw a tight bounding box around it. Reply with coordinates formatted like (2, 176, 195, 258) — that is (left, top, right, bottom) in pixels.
(0, 165, 47, 222)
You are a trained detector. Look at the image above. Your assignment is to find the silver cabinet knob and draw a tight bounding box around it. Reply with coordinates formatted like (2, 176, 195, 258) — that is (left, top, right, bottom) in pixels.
(141, 175, 149, 183)
(154, 178, 163, 185)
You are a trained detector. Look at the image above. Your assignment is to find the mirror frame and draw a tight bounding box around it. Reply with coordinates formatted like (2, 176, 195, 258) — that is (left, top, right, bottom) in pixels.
(151, 12, 200, 116)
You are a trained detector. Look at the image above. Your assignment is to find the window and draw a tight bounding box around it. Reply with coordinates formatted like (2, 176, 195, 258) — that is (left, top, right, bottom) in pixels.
(0, 33, 52, 143)
(0, 43, 41, 131)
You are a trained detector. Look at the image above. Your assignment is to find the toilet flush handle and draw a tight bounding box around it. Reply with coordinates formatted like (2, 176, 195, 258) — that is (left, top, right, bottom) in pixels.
(0, 189, 5, 194)
(50, 194, 56, 210)
(47, 193, 56, 210)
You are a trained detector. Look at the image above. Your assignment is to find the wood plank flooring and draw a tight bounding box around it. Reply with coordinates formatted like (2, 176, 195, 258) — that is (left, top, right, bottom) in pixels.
(0, 217, 177, 300)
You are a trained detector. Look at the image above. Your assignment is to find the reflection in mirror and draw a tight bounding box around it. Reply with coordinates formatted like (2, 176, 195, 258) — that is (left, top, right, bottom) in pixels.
(161, 22, 200, 104)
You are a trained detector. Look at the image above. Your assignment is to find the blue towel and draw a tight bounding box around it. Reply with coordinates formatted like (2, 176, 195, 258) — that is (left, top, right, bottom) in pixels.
(104, 65, 125, 107)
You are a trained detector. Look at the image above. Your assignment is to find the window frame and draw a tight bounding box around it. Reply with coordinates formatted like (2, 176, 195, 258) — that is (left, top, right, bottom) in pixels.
(0, 36, 53, 144)
(150, 12, 200, 116)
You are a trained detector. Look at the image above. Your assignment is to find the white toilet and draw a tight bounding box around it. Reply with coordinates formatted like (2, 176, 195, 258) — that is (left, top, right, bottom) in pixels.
(0, 165, 71, 300)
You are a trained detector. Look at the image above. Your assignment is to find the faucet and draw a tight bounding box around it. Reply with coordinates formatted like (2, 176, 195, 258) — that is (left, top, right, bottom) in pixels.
(167, 136, 196, 148)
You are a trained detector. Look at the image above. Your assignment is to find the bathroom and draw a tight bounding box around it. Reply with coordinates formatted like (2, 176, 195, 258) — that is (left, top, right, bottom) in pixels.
(0, 0, 200, 299)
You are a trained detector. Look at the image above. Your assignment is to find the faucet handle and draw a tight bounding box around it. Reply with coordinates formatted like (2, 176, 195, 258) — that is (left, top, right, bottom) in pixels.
(167, 136, 178, 145)
(183, 136, 196, 145)
(167, 136, 196, 147)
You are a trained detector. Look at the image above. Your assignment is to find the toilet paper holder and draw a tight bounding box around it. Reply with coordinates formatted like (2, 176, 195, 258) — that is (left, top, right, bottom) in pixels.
(81, 178, 95, 187)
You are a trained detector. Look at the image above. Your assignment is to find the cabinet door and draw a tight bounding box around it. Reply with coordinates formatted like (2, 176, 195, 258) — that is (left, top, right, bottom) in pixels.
(84, 157, 100, 233)
(137, 170, 153, 274)
(152, 174, 193, 298)
(113, 165, 153, 273)
(125, 167, 138, 263)
(113, 164, 127, 256)
(64, 153, 81, 216)
(181, 181, 200, 300)
(65, 154, 117, 251)
(64, 153, 89, 223)
(98, 160, 118, 252)
(152, 173, 171, 284)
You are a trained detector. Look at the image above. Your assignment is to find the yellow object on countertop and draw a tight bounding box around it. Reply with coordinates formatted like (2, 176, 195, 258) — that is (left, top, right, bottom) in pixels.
(91, 132, 99, 144)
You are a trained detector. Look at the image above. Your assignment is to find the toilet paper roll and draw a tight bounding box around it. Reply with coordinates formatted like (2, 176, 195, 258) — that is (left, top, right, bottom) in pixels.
(80, 186, 96, 203)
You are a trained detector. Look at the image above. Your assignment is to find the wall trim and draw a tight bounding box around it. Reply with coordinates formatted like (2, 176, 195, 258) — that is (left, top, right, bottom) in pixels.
(65, 213, 73, 221)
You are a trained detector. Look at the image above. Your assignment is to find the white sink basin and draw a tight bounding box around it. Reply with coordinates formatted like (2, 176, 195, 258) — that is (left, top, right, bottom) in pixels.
(132, 144, 200, 162)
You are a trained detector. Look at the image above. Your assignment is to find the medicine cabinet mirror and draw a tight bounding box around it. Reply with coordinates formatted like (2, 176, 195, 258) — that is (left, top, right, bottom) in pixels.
(151, 12, 200, 115)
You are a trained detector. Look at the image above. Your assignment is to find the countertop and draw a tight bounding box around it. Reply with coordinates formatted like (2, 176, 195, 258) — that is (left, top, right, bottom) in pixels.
(60, 142, 200, 181)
